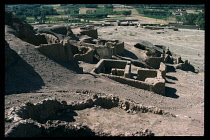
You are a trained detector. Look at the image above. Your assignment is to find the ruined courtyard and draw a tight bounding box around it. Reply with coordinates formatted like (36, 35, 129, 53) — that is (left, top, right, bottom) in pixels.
(5, 11, 204, 136)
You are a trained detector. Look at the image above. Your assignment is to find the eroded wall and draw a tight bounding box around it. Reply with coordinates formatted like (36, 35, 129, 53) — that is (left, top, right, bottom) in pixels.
(92, 59, 165, 95)
(80, 29, 98, 39)
(35, 43, 73, 62)
(74, 47, 94, 63)
(145, 56, 164, 69)
(136, 69, 158, 81)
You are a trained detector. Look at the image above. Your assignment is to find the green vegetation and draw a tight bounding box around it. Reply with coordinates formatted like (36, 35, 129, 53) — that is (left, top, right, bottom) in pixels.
(5, 4, 205, 26)
(195, 12, 205, 29)
(59, 4, 85, 8)
(125, 4, 204, 9)
(86, 8, 113, 15)
(122, 10, 132, 16)
(96, 8, 113, 14)
(85, 8, 130, 16)
(176, 12, 205, 29)
(7, 4, 58, 22)
(104, 4, 113, 8)
(11, 4, 58, 17)
(136, 9, 172, 19)
(137, 9, 171, 16)
(85, 4, 98, 8)
(113, 11, 123, 15)
(64, 8, 79, 15)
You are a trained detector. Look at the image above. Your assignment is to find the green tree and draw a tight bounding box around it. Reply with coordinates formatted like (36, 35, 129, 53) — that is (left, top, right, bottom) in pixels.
(40, 10, 46, 23)
(183, 13, 197, 25)
(195, 12, 205, 29)
(176, 16, 182, 23)
(122, 10, 132, 16)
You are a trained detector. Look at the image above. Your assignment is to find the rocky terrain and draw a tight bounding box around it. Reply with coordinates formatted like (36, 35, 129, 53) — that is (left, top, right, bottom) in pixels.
(5, 11, 204, 136)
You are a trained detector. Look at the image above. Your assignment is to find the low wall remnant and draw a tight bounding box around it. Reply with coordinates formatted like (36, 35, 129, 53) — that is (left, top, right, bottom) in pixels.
(92, 59, 165, 95)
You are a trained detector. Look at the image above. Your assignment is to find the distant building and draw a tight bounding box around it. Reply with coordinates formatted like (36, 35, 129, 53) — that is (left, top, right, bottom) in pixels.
(172, 9, 187, 16)
(68, 18, 81, 22)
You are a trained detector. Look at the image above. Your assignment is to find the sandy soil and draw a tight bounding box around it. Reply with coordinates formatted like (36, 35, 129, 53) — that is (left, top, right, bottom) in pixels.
(5, 21, 204, 136)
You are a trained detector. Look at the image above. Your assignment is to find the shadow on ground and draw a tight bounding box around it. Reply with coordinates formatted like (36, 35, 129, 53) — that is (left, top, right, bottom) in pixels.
(48, 57, 83, 74)
(46, 110, 78, 123)
(166, 65, 176, 72)
(164, 87, 179, 98)
(166, 75, 178, 80)
(5, 56, 45, 95)
(123, 49, 138, 60)
(165, 79, 175, 84)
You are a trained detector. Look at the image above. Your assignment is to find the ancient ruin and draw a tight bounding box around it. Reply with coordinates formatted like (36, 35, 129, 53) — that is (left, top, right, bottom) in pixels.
(92, 59, 166, 94)
(5, 9, 204, 137)
(6, 11, 196, 95)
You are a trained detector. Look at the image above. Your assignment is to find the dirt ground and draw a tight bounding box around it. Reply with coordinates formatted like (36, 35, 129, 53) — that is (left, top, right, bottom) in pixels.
(5, 21, 204, 136)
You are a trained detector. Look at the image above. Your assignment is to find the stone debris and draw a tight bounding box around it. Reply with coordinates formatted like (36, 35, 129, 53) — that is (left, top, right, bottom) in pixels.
(5, 94, 178, 137)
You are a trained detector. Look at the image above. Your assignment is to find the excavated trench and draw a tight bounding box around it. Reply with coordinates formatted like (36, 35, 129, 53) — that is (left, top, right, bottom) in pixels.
(5, 94, 176, 137)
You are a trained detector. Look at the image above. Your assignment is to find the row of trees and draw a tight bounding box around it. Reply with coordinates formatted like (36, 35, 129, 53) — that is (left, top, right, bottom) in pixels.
(11, 4, 58, 21)
(86, 9, 131, 16)
(176, 12, 205, 29)
(125, 4, 204, 9)
(138, 9, 172, 16)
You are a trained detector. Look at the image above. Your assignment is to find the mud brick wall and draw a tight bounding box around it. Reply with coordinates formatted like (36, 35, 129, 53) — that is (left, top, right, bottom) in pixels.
(114, 41, 124, 55)
(80, 29, 98, 39)
(36, 43, 73, 62)
(111, 68, 125, 76)
(92, 59, 129, 74)
(159, 62, 167, 79)
(152, 79, 165, 95)
(74, 47, 94, 63)
(95, 46, 113, 59)
(35, 34, 48, 44)
(103, 74, 165, 95)
(104, 59, 128, 69)
(101, 74, 151, 91)
(136, 69, 158, 81)
(124, 62, 131, 78)
(92, 59, 105, 73)
(145, 57, 164, 69)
